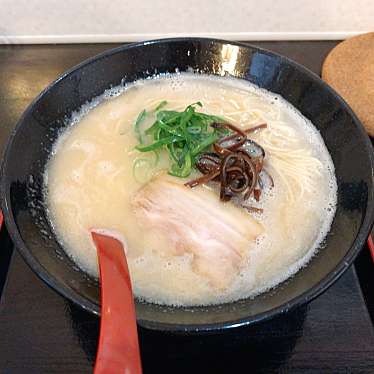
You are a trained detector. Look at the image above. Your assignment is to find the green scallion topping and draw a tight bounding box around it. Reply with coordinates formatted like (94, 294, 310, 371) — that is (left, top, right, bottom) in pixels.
(134, 109, 147, 144)
(134, 102, 229, 177)
(154, 100, 168, 112)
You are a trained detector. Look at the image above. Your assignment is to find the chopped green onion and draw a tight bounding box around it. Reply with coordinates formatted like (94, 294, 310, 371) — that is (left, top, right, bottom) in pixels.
(133, 102, 229, 177)
(169, 152, 192, 178)
(187, 125, 202, 135)
(167, 142, 181, 162)
(132, 158, 153, 183)
(191, 133, 219, 156)
(145, 120, 160, 135)
(190, 101, 203, 108)
(135, 136, 181, 152)
(134, 109, 147, 144)
(157, 111, 180, 124)
(156, 121, 181, 136)
(154, 100, 168, 112)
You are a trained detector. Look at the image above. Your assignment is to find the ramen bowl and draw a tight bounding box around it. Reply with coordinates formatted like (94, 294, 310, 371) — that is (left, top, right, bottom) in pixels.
(1, 38, 373, 333)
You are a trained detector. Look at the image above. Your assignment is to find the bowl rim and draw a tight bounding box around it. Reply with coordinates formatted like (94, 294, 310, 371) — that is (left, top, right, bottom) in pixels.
(1, 37, 374, 333)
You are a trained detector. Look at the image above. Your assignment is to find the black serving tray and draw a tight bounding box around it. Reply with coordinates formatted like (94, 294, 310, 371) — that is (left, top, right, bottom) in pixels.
(1, 244, 374, 373)
(1, 41, 374, 373)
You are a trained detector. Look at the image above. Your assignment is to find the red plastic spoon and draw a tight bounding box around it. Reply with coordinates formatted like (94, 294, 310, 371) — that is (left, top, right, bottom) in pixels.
(91, 231, 142, 374)
(367, 233, 374, 263)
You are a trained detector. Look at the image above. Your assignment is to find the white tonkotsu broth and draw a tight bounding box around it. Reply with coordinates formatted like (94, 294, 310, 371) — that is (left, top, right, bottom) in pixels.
(45, 73, 337, 306)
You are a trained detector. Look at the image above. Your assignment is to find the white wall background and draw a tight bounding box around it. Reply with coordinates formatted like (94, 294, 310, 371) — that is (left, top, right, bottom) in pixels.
(0, 0, 373, 43)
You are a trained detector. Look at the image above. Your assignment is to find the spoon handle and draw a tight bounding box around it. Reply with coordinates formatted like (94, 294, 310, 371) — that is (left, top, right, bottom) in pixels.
(368, 233, 374, 263)
(92, 232, 142, 374)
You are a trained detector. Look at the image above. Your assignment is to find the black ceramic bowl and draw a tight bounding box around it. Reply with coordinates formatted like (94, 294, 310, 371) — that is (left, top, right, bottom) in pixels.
(1, 38, 373, 333)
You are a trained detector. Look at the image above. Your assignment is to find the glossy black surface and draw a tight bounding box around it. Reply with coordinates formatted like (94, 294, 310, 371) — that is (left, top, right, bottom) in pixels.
(1, 42, 374, 373)
(1, 39, 374, 332)
(2, 250, 374, 373)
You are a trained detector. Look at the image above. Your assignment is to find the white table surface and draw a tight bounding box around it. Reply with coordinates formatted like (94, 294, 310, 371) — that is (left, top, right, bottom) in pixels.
(0, 0, 373, 43)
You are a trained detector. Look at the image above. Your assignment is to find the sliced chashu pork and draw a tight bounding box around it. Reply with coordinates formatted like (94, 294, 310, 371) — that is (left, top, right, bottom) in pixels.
(132, 176, 263, 289)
